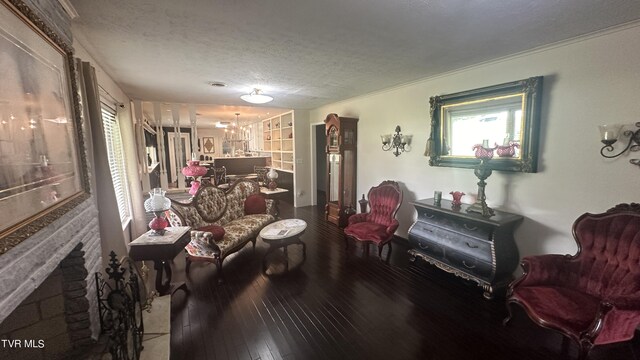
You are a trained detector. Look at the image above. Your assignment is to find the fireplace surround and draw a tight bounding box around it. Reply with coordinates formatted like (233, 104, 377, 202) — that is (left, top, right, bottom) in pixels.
(0, 200, 102, 358)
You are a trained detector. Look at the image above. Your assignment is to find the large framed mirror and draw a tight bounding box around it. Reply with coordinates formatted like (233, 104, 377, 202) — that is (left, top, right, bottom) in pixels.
(427, 77, 543, 172)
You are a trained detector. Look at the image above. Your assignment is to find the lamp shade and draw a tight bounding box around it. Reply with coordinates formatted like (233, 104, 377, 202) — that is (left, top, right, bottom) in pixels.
(181, 160, 207, 177)
(144, 188, 170, 212)
(599, 124, 621, 144)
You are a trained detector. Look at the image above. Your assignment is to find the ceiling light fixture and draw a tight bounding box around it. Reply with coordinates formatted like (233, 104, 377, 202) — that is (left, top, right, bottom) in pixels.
(240, 88, 273, 104)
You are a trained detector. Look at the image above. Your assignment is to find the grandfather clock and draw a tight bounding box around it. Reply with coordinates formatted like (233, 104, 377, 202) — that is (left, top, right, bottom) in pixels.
(325, 113, 358, 227)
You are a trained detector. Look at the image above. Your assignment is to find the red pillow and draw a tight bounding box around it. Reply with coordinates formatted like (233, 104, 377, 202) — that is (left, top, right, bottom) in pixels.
(244, 194, 267, 215)
(197, 225, 225, 241)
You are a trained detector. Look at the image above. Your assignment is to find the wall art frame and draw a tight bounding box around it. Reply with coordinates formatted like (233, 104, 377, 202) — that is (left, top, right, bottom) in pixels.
(0, 0, 90, 255)
(202, 136, 215, 154)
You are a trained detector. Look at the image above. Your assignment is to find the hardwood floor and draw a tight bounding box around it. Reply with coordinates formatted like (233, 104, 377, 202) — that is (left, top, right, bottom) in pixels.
(169, 203, 639, 360)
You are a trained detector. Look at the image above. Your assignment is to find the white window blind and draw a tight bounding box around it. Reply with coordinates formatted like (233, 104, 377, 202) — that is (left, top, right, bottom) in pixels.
(101, 102, 131, 224)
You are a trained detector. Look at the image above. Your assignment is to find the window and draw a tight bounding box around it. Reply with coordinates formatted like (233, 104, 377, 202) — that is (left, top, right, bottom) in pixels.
(101, 102, 131, 225)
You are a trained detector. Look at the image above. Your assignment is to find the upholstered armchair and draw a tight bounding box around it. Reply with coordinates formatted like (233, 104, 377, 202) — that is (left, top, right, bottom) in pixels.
(504, 203, 640, 359)
(343, 180, 402, 259)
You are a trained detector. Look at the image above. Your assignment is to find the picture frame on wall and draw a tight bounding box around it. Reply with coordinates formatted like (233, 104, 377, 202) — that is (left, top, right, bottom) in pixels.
(0, 0, 90, 255)
(202, 136, 215, 154)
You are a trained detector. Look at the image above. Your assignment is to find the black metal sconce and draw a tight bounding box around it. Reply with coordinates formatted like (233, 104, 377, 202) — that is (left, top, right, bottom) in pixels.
(599, 122, 640, 166)
(381, 125, 411, 156)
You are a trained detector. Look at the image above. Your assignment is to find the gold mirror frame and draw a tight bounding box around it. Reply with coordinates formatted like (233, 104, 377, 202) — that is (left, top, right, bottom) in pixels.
(427, 77, 543, 172)
(0, 0, 90, 255)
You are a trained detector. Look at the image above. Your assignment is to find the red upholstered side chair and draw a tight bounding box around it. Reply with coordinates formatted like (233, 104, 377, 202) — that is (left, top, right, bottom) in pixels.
(504, 203, 640, 359)
(344, 180, 402, 259)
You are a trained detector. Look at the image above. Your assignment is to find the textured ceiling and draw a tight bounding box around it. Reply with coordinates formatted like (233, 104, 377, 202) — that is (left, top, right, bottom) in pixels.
(139, 102, 285, 128)
(70, 0, 640, 113)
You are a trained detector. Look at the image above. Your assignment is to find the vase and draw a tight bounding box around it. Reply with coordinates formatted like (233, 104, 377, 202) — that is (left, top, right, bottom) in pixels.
(358, 194, 369, 213)
(472, 144, 495, 160)
(495, 141, 520, 158)
(450, 191, 465, 207)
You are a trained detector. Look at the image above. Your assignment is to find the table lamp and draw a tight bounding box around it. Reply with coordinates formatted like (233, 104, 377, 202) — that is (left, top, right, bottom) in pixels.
(267, 168, 278, 190)
(181, 158, 207, 196)
(144, 188, 171, 235)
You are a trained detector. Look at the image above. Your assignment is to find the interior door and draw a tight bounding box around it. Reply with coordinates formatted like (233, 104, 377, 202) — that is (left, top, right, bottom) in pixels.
(167, 132, 191, 187)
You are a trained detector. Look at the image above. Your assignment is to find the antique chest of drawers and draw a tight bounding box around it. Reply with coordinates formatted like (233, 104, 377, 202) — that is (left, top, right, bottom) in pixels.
(408, 198, 523, 299)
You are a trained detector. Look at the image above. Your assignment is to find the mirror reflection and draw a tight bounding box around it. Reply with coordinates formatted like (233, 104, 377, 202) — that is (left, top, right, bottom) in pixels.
(428, 77, 543, 173)
(442, 94, 523, 158)
(138, 102, 291, 190)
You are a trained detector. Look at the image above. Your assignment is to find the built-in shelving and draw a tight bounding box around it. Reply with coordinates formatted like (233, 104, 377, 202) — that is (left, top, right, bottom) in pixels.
(262, 111, 294, 173)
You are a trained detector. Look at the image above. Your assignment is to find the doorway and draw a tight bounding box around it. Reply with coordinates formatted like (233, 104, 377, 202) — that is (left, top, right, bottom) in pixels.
(313, 123, 326, 208)
(167, 132, 191, 188)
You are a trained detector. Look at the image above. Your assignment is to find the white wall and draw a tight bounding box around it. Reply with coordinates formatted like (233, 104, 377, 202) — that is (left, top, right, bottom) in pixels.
(293, 109, 311, 207)
(307, 24, 640, 258)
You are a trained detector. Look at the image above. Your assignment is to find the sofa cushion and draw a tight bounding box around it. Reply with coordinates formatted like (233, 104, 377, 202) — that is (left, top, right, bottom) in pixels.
(217, 181, 262, 223)
(215, 214, 275, 256)
(197, 225, 226, 241)
(512, 286, 600, 335)
(244, 194, 267, 215)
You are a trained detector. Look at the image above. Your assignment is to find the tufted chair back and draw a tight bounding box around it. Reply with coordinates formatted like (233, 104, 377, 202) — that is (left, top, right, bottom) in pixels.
(571, 206, 640, 298)
(504, 203, 640, 358)
(365, 181, 402, 227)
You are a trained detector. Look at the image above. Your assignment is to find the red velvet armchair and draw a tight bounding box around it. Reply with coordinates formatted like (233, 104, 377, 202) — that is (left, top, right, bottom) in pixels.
(504, 203, 640, 359)
(343, 180, 402, 259)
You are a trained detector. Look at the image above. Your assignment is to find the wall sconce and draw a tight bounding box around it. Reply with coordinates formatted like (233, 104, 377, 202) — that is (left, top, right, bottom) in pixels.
(381, 125, 411, 156)
(599, 122, 640, 166)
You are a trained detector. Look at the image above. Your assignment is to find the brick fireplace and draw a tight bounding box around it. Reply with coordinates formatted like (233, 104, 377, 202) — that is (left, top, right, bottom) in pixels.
(0, 200, 102, 359)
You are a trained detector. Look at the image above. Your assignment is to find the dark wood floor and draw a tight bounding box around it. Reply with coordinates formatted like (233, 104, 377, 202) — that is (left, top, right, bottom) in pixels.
(169, 202, 639, 360)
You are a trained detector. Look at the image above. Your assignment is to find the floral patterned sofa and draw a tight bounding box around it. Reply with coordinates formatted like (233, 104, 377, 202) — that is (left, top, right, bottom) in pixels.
(167, 180, 276, 283)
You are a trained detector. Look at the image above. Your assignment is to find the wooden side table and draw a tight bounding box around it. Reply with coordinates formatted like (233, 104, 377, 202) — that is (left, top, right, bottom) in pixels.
(129, 226, 191, 296)
(260, 187, 289, 216)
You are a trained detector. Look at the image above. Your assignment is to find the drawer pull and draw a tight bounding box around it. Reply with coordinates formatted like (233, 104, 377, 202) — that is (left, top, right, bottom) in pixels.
(463, 223, 478, 231)
(418, 242, 430, 250)
(422, 213, 435, 219)
(462, 260, 476, 269)
(465, 242, 479, 249)
(420, 226, 433, 233)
